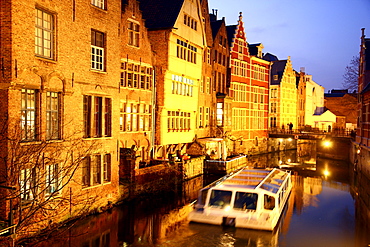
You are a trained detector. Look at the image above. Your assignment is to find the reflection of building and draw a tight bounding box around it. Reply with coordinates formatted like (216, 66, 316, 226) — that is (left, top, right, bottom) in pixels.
(291, 176, 322, 215)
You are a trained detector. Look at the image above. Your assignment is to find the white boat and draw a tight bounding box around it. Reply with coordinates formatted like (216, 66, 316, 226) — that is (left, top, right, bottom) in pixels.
(188, 168, 292, 231)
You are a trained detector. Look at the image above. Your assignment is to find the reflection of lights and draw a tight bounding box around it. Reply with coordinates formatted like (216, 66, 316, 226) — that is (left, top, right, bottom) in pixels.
(357, 148, 361, 154)
(323, 141, 331, 147)
(288, 138, 292, 142)
(279, 139, 283, 142)
(287, 159, 291, 163)
(224, 205, 231, 212)
(279, 160, 283, 164)
(323, 170, 330, 177)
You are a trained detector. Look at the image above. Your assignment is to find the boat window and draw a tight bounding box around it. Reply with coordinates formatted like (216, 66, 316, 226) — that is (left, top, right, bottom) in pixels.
(233, 192, 258, 210)
(209, 190, 232, 208)
(264, 194, 275, 210)
(198, 188, 209, 206)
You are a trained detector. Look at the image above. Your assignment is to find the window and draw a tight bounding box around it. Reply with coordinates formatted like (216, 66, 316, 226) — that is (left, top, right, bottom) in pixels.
(271, 103, 277, 113)
(20, 168, 37, 201)
(91, 0, 105, 9)
(171, 74, 194, 97)
(183, 14, 197, 30)
(35, 9, 54, 59)
(120, 62, 152, 89)
(270, 117, 277, 128)
(91, 30, 105, 71)
(271, 88, 278, 98)
(92, 155, 101, 185)
(217, 102, 223, 126)
(234, 192, 258, 210)
(46, 164, 61, 196)
(46, 92, 60, 140)
(121, 102, 151, 132)
(103, 154, 111, 182)
(199, 107, 203, 128)
(205, 107, 210, 127)
(167, 111, 191, 131)
(83, 96, 112, 138)
(128, 21, 140, 47)
(176, 39, 197, 64)
(21, 89, 37, 141)
(82, 154, 111, 187)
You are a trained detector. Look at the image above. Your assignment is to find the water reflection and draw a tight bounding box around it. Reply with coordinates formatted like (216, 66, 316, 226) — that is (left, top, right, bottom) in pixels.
(25, 140, 370, 247)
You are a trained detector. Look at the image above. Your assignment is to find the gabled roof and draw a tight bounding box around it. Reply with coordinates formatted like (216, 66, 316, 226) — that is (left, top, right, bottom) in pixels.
(210, 20, 223, 39)
(270, 60, 287, 85)
(226, 25, 237, 47)
(263, 52, 279, 62)
(139, 0, 184, 30)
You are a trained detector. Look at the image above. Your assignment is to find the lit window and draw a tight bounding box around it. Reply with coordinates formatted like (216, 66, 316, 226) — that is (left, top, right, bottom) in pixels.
(83, 96, 112, 138)
(91, 0, 105, 9)
(46, 164, 61, 196)
(21, 89, 37, 141)
(20, 168, 37, 201)
(91, 30, 105, 71)
(128, 21, 140, 47)
(46, 92, 60, 140)
(82, 154, 111, 187)
(35, 9, 54, 59)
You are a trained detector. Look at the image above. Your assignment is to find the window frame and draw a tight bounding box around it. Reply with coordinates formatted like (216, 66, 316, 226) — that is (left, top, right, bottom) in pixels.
(45, 163, 62, 196)
(46, 91, 61, 140)
(21, 89, 37, 141)
(91, 0, 106, 10)
(35, 8, 54, 59)
(83, 95, 112, 138)
(91, 30, 105, 71)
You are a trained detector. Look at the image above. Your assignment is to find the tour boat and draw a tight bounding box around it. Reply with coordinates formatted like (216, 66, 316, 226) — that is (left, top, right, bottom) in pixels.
(188, 168, 292, 231)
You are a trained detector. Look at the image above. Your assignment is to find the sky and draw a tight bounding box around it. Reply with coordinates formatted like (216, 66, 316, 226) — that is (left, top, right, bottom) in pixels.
(208, 0, 370, 92)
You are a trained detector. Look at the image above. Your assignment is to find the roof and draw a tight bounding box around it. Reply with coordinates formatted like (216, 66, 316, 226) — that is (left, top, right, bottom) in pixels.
(210, 20, 223, 39)
(248, 43, 261, 56)
(226, 25, 237, 47)
(270, 60, 287, 85)
(139, 0, 184, 30)
(263, 53, 279, 61)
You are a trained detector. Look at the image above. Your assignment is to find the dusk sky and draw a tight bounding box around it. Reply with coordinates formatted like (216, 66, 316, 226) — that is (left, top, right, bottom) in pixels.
(208, 0, 370, 92)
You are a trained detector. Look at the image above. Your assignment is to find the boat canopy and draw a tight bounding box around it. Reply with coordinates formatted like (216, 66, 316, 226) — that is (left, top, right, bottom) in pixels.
(221, 169, 288, 194)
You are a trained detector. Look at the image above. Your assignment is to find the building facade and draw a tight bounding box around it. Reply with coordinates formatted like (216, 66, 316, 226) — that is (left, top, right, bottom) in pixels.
(297, 70, 325, 129)
(0, 0, 123, 235)
(268, 56, 298, 131)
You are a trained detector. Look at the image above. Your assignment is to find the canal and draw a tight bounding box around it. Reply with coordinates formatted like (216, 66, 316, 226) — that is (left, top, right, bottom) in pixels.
(23, 140, 369, 247)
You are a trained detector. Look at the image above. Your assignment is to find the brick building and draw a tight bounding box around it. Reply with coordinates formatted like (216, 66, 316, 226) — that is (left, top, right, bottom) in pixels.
(0, 0, 124, 236)
(119, 0, 155, 169)
(226, 13, 270, 154)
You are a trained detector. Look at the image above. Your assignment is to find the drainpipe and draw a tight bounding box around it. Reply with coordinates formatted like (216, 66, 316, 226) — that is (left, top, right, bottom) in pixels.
(151, 68, 156, 159)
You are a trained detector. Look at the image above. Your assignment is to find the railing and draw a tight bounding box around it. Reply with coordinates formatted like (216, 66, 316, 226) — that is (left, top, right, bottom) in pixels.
(204, 155, 247, 174)
(268, 128, 354, 138)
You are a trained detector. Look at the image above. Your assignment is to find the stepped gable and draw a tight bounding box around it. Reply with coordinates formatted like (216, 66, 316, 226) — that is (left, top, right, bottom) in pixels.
(270, 60, 287, 85)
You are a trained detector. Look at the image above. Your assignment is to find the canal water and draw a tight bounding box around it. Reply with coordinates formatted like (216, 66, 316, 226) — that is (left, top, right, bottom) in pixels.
(25, 140, 369, 247)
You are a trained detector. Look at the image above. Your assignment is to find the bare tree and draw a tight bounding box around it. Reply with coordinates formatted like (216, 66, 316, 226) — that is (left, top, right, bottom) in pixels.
(342, 55, 359, 93)
(0, 118, 100, 242)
